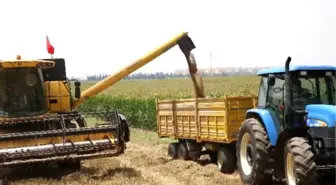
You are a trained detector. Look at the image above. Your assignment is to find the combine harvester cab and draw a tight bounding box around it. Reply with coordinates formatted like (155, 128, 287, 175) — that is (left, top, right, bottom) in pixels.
(0, 31, 201, 170)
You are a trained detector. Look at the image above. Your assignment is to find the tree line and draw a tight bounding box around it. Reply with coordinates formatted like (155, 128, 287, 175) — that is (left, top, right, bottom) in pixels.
(85, 67, 265, 81)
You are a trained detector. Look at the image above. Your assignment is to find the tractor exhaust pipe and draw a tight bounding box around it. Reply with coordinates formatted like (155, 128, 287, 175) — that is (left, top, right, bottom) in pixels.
(285, 56, 293, 114)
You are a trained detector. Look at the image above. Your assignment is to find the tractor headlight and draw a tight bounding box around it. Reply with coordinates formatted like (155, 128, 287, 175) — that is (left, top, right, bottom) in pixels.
(306, 119, 328, 127)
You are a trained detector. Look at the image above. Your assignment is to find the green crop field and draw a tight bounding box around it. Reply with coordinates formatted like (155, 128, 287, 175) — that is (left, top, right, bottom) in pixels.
(77, 75, 261, 130)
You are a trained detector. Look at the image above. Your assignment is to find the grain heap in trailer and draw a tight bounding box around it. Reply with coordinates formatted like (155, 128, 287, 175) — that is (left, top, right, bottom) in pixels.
(0, 32, 200, 172)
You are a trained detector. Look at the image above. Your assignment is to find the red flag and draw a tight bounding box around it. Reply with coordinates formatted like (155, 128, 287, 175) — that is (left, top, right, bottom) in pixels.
(46, 35, 55, 55)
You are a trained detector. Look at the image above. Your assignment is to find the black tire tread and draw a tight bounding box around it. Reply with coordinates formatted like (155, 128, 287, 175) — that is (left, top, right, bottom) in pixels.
(285, 137, 317, 185)
(177, 142, 189, 160)
(217, 146, 236, 174)
(58, 159, 81, 170)
(168, 142, 179, 159)
(209, 151, 217, 163)
(236, 118, 273, 185)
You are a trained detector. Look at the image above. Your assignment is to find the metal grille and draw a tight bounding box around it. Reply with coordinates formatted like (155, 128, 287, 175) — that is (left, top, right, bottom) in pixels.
(0, 110, 125, 168)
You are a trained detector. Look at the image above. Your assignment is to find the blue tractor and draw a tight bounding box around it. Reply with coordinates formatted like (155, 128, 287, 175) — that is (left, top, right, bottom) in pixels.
(236, 57, 335, 185)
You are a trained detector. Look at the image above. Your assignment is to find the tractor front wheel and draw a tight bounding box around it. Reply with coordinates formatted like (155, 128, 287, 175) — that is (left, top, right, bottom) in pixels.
(236, 118, 273, 185)
(284, 137, 317, 185)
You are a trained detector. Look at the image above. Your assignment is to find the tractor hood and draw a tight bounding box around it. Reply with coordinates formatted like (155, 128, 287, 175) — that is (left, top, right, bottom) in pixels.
(306, 104, 336, 127)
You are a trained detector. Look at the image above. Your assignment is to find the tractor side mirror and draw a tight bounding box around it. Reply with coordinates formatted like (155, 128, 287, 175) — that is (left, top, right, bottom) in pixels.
(268, 76, 275, 86)
(75, 81, 81, 99)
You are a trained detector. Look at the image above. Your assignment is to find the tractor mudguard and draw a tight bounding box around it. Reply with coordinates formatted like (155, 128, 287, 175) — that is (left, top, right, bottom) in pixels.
(118, 113, 130, 142)
(246, 109, 281, 146)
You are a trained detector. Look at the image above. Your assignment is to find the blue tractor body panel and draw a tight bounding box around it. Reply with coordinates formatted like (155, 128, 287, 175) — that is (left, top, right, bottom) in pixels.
(257, 65, 336, 76)
(306, 104, 336, 127)
(246, 109, 281, 146)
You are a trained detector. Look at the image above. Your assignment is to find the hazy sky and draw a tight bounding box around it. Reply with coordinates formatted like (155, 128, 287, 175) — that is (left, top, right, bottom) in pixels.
(0, 0, 335, 78)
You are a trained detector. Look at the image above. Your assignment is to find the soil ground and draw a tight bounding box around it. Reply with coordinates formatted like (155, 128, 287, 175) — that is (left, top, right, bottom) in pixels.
(2, 128, 335, 185)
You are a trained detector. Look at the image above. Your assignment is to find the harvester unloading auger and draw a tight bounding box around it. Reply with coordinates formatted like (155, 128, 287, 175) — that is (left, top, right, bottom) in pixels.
(0, 32, 204, 169)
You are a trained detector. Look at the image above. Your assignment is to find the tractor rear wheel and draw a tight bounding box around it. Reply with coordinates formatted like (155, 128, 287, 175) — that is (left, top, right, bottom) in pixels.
(236, 118, 273, 185)
(284, 137, 317, 185)
(168, 142, 179, 159)
(217, 146, 236, 173)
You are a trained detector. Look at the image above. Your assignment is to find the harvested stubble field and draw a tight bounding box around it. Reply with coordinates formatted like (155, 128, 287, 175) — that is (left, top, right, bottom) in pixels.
(9, 128, 244, 185)
(5, 76, 334, 185)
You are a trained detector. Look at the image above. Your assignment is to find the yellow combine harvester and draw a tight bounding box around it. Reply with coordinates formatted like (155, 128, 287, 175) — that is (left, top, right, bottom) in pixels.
(0, 31, 201, 170)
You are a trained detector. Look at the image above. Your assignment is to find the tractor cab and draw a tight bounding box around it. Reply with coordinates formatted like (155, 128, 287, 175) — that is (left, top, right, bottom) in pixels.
(256, 65, 336, 129)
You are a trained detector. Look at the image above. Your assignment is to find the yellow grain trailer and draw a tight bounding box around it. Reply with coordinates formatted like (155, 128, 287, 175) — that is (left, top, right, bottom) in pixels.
(157, 96, 257, 173)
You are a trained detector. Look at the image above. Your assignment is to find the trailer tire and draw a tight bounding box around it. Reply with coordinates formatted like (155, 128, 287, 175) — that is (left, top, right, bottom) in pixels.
(168, 142, 179, 159)
(177, 142, 189, 160)
(217, 146, 236, 173)
(209, 151, 217, 163)
(285, 137, 317, 185)
(236, 118, 273, 185)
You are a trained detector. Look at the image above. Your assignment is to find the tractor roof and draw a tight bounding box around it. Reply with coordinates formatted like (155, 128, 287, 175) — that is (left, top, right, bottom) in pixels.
(257, 65, 336, 76)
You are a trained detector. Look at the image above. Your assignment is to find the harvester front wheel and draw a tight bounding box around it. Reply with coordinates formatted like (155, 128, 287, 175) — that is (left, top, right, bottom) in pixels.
(236, 118, 273, 185)
(217, 146, 236, 173)
(284, 137, 317, 185)
(168, 142, 179, 159)
(58, 159, 81, 170)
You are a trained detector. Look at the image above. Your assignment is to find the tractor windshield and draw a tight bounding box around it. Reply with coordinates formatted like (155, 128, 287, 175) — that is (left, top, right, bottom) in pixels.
(292, 70, 335, 109)
(0, 68, 47, 117)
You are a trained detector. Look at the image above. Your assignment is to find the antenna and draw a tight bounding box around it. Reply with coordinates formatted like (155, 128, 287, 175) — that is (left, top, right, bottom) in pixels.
(209, 50, 213, 74)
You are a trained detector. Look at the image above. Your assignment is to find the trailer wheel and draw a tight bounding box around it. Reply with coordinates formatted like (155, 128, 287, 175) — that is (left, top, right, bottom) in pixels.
(236, 118, 273, 185)
(177, 142, 189, 160)
(168, 142, 179, 159)
(209, 151, 217, 163)
(285, 137, 317, 185)
(217, 146, 236, 173)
